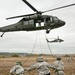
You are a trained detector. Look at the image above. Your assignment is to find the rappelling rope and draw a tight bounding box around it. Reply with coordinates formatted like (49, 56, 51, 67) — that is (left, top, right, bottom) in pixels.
(39, 31, 43, 54)
(44, 32, 53, 56)
(23, 30, 53, 65)
(23, 31, 38, 65)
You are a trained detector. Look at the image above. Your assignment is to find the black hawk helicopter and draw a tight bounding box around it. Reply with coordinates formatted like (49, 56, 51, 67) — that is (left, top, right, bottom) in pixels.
(0, 0, 75, 37)
(46, 36, 64, 43)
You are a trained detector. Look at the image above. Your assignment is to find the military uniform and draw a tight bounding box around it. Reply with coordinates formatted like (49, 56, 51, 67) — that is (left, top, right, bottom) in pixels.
(53, 57, 64, 75)
(10, 62, 24, 75)
(25, 56, 51, 75)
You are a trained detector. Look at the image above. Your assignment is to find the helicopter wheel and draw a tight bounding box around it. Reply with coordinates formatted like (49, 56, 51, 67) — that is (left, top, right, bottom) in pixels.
(46, 30, 49, 34)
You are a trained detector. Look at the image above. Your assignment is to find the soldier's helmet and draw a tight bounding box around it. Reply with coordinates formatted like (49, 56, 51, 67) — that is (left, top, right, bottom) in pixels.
(56, 57, 61, 60)
(16, 62, 22, 66)
(37, 56, 44, 62)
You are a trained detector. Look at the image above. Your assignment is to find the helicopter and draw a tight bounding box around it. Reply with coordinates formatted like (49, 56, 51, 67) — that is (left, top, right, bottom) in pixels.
(46, 36, 64, 43)
(0, 0, 75, 37)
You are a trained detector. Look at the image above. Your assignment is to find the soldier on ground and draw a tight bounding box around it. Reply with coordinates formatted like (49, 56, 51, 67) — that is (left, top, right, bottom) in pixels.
(25, 56, 53, 75)
(10, 62, 25, 75)
(52, 57, 64, 75)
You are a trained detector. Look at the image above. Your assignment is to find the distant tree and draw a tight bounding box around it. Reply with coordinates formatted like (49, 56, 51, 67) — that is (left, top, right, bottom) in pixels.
(0, 55, 5, 58)
(11, 54, 19, 57)
(65, 54, 70, 57)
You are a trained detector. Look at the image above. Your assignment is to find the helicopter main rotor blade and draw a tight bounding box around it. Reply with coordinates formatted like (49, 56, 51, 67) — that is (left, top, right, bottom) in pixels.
(42, 3, 75, 13)
(6, 2, 75, 20)
(6, 13, 35, 20)
(22, 0, 38, 12)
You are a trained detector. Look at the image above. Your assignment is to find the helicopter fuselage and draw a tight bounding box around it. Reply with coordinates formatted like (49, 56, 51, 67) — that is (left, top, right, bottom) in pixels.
(50, 39, 64, 43)
(46, 36, 64, 43)
(0, 15, 65, 32)
(0, 0, 75, 37)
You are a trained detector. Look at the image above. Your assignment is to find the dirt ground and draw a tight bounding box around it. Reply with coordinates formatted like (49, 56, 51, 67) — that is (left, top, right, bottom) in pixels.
(0, 55, 75, 75)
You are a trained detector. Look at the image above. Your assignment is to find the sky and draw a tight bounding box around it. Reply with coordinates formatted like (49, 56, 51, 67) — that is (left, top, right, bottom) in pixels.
(0, 0, 75, 54)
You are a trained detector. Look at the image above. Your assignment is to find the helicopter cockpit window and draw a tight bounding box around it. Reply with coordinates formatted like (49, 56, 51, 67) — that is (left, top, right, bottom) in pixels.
(46, 17, 50, 22)
(46, 17, 54, 22)
(50, 17, 53, 22)
(53, 17, 58, 21)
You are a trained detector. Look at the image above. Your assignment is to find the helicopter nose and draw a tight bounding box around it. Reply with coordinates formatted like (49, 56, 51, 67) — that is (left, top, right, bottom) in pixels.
(60, 20, 66, 26)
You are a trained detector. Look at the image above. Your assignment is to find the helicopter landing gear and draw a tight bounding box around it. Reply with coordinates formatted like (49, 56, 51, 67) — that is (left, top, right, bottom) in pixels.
(46, 29, 50, 34)
(0, 32, 5, 37)
(46, 30, 49, 34)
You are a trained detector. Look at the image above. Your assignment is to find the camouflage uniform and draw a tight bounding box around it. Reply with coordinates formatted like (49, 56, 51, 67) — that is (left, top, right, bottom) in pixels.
(53, 57, 64, 75)
(10, 62, 24, 75)
(25, 56, 51, 75)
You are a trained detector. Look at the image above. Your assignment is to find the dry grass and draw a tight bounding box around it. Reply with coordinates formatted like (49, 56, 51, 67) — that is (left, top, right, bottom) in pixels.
(0, 55, 75, 75)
